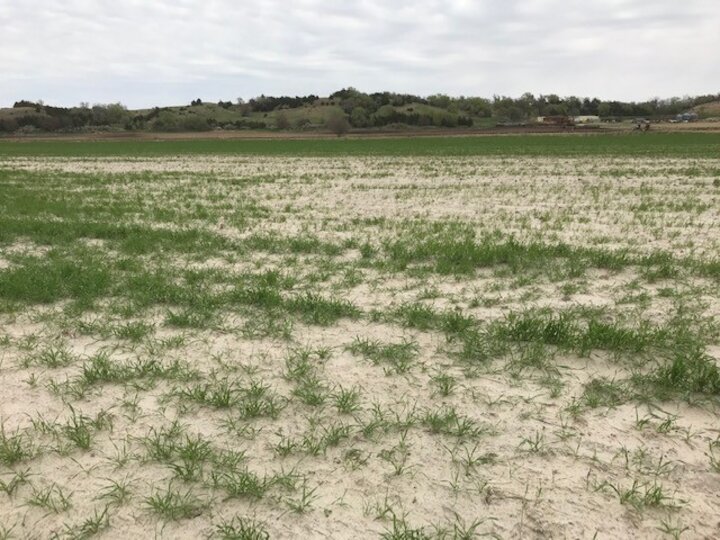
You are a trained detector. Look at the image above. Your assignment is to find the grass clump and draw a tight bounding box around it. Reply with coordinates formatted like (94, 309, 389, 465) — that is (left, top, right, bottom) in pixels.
(0, 426, 32, 466)
(62, 407, 114, 450)
(333, 385, 363, 414)
(594, 479, 681, 511)
(237, 379, 284, 419)
(21, 344, 76, 368)
(292, 375, 329, 407)
(422, 406, 487, 440)
(391, 302, 440, 330)
(79, 354, 196, 388)
(635, 346, 720, 399)
(27, 483, 73, 513)
(112, 320, 155, 342)
(493, 308, 672, 357)
(59, 506, 111, 539)
(213, 517, 270, 540)
(211, 468, 270, 500)
(582, 378, 628, 408)
(286, 292, 359, 325)
(145, 485, 207, 520)
(347, 337, 419, 374)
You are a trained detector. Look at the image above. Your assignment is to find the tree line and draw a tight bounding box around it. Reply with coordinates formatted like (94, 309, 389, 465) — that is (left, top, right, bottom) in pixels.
(1, 89, 717, 133)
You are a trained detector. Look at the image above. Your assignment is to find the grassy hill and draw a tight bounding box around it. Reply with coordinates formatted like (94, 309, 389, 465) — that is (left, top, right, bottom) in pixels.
(135, 101, 471, 130)
(2, 90, 718, 135)
(0, 100, 476, 133)
(693, 100, 720, 118)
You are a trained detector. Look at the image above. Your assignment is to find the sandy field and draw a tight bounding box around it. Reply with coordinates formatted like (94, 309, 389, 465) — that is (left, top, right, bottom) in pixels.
(1, 155, 719, 539)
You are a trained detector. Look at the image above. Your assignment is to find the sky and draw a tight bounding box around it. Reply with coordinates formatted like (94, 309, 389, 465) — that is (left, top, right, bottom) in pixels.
(1, 0, 719, 108)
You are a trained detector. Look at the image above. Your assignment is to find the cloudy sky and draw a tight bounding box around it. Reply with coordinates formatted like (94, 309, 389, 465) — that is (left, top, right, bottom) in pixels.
(1, 0, 718, 108)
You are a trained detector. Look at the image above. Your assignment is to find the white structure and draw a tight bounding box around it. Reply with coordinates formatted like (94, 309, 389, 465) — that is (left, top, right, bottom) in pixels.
(574, 115, 601, 124)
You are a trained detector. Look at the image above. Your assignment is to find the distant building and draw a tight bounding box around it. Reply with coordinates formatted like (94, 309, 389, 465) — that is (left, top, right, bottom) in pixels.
(574, 115, 601, 124)
(536, 116, 575, 126)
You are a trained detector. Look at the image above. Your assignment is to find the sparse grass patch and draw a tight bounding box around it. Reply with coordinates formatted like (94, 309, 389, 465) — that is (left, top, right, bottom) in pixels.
(582, 378, 628, 408)
(59, 506, 111, 539)
(21, 344, 76, 368)
(27, 483, 73, 513)
(593, 478, 682, 511)
(422, 406, 488, 440)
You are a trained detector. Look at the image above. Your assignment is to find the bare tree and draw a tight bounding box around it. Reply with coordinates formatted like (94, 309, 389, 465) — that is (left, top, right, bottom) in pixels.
(275, 111, 291, 130)
(326, 110, 350, 136)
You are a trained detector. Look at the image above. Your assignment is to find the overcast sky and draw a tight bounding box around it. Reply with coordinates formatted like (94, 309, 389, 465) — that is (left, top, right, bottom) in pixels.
(1, 0, 718, 108)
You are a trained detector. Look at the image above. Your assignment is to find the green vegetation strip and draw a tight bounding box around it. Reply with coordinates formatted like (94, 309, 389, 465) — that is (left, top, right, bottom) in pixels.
(1, 228, 719, 312)
(0, 133, 719, 157)
(383, 230, 720, 280)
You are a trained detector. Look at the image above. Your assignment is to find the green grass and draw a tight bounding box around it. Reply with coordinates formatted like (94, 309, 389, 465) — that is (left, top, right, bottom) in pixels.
(0, 426, 32, 466)
(636, 345, 720, 399)
(0, 216, 231, 254)
(145, 486, 207, 520)
(27, 483, 73, 513)
(213, 517, 270, 540)
(285, 292, 360, 325)
(382, 227, 720, 280)
(347, 337, 420, 374)
(0, 133, 718, 157)
(0, 254, 112, 305)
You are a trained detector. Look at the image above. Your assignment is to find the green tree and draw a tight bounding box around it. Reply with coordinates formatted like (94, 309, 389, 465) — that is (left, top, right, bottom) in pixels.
(152, 111, 179, 131)
(181, 115, 211, 131)
(545, 103, 567, 116)
(350, 107, 369, 127)
(597, 102, 611, 118)
(564, 96, 582, 116)
(427, 94, 451, 109)
(91, 103, 128, 125)
(518, 92, 537, 117)
(493, 96, 526, 122)
(457, 97, 492, 117)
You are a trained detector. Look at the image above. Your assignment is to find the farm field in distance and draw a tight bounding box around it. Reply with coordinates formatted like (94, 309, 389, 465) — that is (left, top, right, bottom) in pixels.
(1, 134, 719, 539)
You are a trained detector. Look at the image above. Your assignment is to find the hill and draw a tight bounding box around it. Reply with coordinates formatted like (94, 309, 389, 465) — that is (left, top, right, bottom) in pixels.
(693, 100, 720, 118)
(1, 89, 718, 135)
(0, 98, 475, 134)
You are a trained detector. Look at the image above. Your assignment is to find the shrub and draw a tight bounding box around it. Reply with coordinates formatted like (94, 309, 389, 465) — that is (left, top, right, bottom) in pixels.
(326, 110, 350, 136)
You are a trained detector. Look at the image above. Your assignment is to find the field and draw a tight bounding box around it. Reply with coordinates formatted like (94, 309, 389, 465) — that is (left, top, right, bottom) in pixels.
(0, 134, 719, 539)
(1, 132, 720, 158)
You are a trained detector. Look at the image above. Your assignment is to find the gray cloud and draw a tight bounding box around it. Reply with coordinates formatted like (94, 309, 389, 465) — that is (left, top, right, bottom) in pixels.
(1, 0, 718, 107)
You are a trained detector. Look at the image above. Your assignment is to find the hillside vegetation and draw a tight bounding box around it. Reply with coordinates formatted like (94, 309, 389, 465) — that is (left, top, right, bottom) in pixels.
(1, 89, 718, 135)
